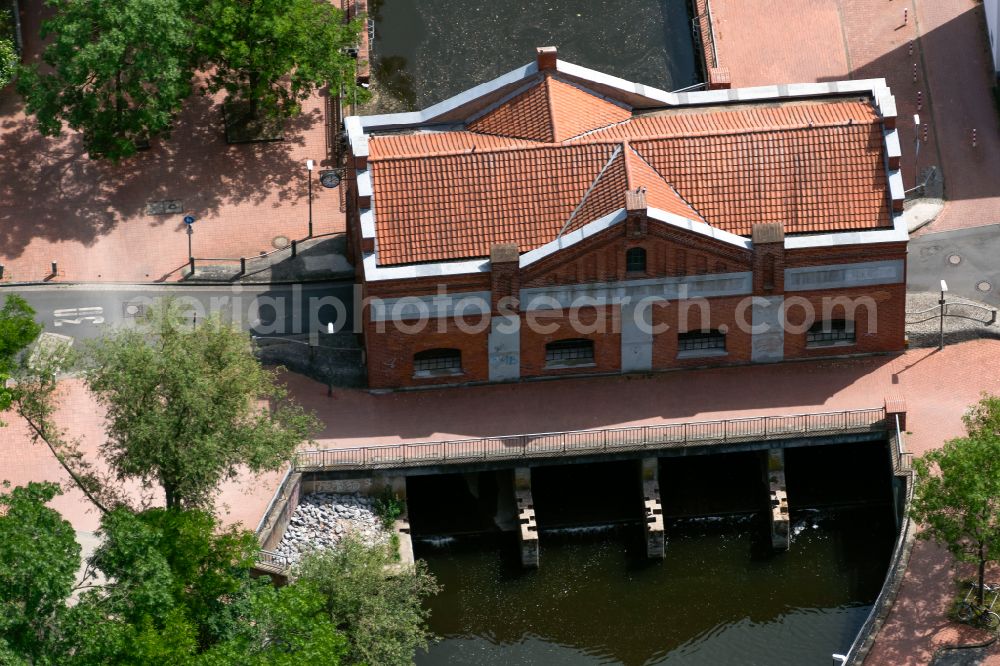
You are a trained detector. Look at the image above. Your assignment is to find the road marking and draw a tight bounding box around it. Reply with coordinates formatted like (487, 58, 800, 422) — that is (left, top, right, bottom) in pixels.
(53, 307, 105, 326)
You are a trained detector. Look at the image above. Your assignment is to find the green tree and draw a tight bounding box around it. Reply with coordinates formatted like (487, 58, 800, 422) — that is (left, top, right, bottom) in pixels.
(197, 0, 364, 123)
(85, 298, 319, 510)
(297, 536, 439, 665)
(0, 37, 15, 90)
(0, 482, 80, 663)
(911, 394, 1000, 606)
(16, 0, 194, 160)
(0, 294, 42, 419)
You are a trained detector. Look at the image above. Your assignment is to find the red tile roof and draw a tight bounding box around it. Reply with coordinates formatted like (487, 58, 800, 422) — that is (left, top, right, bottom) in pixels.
(365, 84, 890, 266)
(468, 76, 632, 143)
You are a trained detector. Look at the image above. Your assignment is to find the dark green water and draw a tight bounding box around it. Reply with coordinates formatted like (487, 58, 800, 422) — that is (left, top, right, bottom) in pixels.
(368, 0, 701, 112)
(415, 510, 895, 665)
(408, 445, 898, 665)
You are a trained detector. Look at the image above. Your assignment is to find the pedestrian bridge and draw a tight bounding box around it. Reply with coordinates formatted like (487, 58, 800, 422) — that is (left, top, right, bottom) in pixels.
(294, 406, 910, 473)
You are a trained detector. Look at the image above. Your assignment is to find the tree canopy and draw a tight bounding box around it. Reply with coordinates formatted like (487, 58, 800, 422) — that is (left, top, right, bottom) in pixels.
(17, 0, 365, 158)
(85, 298, 319, 510)
(911, 394, 1000, 605)
(17, 0, 195, 160)
(0, 294, 42, 421)
(0, 483, 437, 664)
(197, 0, 365, 121)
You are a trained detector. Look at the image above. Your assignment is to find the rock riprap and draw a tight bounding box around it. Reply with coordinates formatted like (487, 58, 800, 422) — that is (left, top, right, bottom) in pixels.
(275, 492, 389, 564)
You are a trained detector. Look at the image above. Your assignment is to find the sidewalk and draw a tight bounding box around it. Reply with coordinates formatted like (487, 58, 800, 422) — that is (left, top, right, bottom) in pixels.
(0, 1, 346, 284)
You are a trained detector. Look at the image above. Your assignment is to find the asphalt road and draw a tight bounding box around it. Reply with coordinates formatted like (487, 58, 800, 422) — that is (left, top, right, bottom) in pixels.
(907, 224, 1000, 306)
(9, 281, 358, 344)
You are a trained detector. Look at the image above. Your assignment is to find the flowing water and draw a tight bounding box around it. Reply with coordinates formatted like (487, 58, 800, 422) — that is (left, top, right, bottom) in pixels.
(367, 0, 701, 112)
(408, 444, 898, 665)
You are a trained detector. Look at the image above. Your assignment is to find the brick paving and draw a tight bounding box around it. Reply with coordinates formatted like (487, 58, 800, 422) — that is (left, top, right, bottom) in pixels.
(0, 1, 346, 284)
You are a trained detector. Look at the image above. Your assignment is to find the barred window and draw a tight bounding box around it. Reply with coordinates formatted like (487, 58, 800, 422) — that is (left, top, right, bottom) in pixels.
(413, 348, 462, 375)
(806, 320, 855, 346)
(678, 330, 726, 352)
(626, 247, 647, 272)
(545, 338, 595, 367)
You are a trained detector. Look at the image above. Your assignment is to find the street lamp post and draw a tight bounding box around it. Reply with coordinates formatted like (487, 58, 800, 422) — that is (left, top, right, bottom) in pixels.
(939, 279, 948, 350)
(913, 114, 921, 188)
(306, 159, 314, 238)
(184, 215, 196, 274)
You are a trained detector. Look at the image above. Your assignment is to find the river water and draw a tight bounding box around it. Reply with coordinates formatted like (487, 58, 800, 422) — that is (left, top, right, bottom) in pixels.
(409, 444, 898, 665)
(367, 0, 700, 112)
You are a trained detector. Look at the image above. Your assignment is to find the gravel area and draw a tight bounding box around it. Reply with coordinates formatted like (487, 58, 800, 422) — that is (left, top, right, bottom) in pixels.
(275, 493, 389, 565)
(906, 292, 1000, 348)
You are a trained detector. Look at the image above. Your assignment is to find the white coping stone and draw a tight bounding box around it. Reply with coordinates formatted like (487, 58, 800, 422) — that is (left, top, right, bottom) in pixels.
(645, 208, 753, 250)
(888, 170, 905, 201)
(362, 252, 490, 282)
(520, 272, 753, 310)
(359, 208, 376, 240)
(784, 259, 905, 291)
(784, 213, 908, 249)
(356, 169, 372, 198)
(369, 291, 491, 322)
(884, 129, 901, 160)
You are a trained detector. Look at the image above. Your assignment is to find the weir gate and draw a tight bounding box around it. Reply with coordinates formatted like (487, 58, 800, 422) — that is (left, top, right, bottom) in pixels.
(257, 402, 912, 572)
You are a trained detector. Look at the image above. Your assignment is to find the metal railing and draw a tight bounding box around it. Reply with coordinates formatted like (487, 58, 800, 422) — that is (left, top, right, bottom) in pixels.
(295, 408, 887, 471)
(906, 300, 997, 327)
(255, 549, 291, 574)
(837, 429, 915, 664)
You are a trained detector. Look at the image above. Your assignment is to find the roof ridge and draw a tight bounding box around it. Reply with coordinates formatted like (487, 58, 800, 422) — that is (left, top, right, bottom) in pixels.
(368, 139, 618, 162)
(542, 75, 558, 143)
(557, 144, 624, 239)
(625, 143, 706, 223)
(576, 119, 878, 145)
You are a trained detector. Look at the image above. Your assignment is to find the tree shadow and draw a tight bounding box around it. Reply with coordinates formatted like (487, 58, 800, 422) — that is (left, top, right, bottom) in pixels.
(0, 0, 325, 261)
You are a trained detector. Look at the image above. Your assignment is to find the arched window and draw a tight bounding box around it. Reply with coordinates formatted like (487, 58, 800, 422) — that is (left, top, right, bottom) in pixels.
(806, 320, 855, 347)
(413, 348, 462, 376)
(545, 338, 595, 368)
(626, 247, 647, 273)
(678, 329, 727, 354)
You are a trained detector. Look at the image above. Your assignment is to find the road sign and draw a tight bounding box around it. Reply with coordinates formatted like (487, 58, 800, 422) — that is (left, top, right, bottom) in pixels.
(183, 215, 195, 225)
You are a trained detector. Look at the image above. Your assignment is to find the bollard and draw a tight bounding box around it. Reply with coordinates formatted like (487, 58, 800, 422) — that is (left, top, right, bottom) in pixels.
(189, 256, 195, 275)
(923, 124, 929, 143)
(972, 128, 977, 148)
(903, 8, 908, 24)
(916, 91, 922, 111)
(912, 63, 917, 82)
(291, 239, 298, 258)
(240, 257, 246, 275)
(51, 261, 58, 276)
(908, 40, 913, 56)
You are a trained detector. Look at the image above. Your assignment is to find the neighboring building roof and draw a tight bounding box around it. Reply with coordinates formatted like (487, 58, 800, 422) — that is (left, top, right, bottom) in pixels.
(359, 57, 897, 267)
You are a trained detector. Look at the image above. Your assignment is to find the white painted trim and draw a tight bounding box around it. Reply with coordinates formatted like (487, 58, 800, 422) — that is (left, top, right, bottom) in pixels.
(519, 209, 627, 267)
(645, 208, 753, 250)
(362, 252, 491, 282)
(783, 212, 908, 248)
(888, 169, 905, 202)
(520, 271, 754, 309)
(356, 169, 372, 198)
(784, 259, 905, 291)
(883, 128, 901, 162)
(369, 291, 491, 322)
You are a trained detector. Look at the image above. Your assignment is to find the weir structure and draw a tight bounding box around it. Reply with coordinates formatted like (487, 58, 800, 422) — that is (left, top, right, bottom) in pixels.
(256, 403, 912, 574)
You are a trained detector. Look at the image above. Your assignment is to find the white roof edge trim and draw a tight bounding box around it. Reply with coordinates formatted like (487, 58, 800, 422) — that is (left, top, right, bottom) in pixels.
(783, 212, 909, 249)
(520, 209, 627, 268)
(883, 127, 901, 159)
(352, 62, 539, 132)
(362, 252, 491, 282)
(356, 169, 372, 197)
(645, 208, 753, 250)
(359, 208, 376, 240)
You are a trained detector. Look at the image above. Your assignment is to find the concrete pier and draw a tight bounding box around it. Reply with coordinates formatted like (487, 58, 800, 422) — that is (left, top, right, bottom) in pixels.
(766, 449, 790, 551)
(641, 458, 665, 559)
(514, 467, 539, 568)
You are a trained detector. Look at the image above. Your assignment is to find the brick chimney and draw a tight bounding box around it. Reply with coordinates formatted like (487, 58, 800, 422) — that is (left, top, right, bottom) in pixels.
(536, 46, 557, 71)
(751, 222, 785, 295)
(490, 243, 520, 314)
(625, 187, 648, 238)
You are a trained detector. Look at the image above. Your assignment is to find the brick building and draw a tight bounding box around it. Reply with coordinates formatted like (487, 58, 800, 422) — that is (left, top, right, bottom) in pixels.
(345, 47, 907, 390)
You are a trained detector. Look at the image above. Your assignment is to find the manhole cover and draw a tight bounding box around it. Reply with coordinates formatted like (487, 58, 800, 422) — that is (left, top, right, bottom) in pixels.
(319, 170, 342, 188)
(272, 235, 290, 249)
(977, 280, 993, 292)
(948, 254, 962, 265)
(122, 302, 146, 317)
